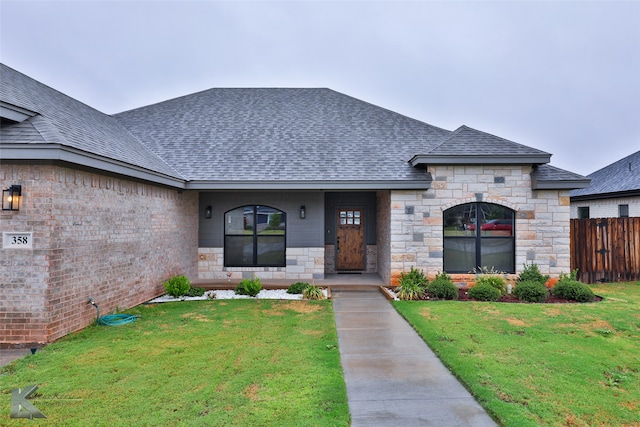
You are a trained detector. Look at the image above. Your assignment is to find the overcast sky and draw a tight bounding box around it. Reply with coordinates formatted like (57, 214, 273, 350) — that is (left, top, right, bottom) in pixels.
(1, 1, 638, 176)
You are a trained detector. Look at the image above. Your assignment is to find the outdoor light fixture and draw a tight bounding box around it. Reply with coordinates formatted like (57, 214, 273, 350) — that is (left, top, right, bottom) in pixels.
(2, 185, 22, 211)
(205, 205, 212, 219)
(299, 205, 306, 219)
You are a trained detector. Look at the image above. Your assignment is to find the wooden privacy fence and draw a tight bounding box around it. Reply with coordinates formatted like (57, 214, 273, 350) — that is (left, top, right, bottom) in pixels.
(570, 217, 640, 283)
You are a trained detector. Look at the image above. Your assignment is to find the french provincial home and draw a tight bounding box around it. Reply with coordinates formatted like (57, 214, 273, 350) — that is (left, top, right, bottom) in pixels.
(0, 64, 590, 346)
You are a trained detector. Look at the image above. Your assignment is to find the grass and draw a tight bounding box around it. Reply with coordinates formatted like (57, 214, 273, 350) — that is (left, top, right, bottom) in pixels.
(0, 299, 349, 426)
(393, 282, 640, 427)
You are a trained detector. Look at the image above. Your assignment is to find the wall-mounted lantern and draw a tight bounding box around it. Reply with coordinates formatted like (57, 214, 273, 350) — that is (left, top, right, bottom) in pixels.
(2, 185, 22, 211)
(299, 205, 306, 219)
(205, 205, 212, 219)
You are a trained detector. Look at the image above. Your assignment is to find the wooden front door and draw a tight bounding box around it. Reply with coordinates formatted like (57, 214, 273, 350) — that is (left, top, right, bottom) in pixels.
(336, 208, 365, 271)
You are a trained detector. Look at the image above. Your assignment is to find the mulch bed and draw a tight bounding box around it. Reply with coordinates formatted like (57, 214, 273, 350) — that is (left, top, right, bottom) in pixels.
(386, 287, 603, 303)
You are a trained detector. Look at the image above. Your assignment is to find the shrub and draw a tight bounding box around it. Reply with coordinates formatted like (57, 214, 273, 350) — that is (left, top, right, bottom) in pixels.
(396, 267, 428, 301)
(287, 282, 309, 294)
(303, 285, 324, 300)
(399, 267, 428, 289)
(513, 280, 549, 303)
(186, 286, 205, 297)
(235, 276, 262, 297)
(468, 283, 501, 302)
(396, 281, 424, 301)
(471, 266, 504, 275)
(163, 275, 191, 298)
(552, 280, 594, 302)
(475, 274, 507, 295)
(427, 272, 458, 300)
(517, 263, 549, 285)
(558, 269, 579, 283)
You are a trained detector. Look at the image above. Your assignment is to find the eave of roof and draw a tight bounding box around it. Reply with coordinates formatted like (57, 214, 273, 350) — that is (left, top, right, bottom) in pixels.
(409, 153, 551, 166)
(0, 101, 37, 122)
(570, 189, 640, 201)
(1, 144, 186, 188)
(531, 178, 591, 190)
(185, 180, 432, 191)
(529, 164, 590, 190)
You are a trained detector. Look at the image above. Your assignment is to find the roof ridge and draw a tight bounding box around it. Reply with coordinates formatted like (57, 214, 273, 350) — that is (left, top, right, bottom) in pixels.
(29, 114, 65, 143)
(424, 125, 465, 153)
(1, 63, 107, 116)
(116, 87, 329, 115)
(322, 88, 452, 136)
(116, 117, 188, 180)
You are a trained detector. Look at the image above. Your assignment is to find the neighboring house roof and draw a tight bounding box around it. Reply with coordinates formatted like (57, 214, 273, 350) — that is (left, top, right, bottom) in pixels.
(1, 63, 589, 191)
(570, 150, 640, 200)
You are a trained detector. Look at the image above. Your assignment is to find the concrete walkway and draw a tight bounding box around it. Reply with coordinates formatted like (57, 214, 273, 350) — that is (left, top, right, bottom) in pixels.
(0, 348, 34, 368)
(332, 287, 497, 427)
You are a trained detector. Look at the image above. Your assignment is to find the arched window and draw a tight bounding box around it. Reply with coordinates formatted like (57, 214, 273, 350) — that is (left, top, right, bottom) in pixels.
(443, 203, 515, 273)
(224, 205, 286, 267)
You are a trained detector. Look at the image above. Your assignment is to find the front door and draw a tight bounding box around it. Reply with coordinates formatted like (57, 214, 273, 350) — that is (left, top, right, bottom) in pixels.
(336, 208, 365, 271)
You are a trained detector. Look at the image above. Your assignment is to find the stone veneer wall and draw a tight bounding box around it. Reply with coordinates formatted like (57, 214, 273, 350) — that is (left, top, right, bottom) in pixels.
(389, 165, 571, 284)
(1, 164, 198, 347)
(198, 247, 325, 281)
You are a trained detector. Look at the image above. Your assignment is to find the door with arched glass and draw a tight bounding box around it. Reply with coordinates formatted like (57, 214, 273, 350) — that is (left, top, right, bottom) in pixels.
(443, 203, 515, 273)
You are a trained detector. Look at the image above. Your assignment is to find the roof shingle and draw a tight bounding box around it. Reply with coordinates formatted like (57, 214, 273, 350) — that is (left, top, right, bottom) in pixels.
(114, 88, 450, 183)
(2, 63, 590, 190)
(0, 64, 183, 180)
(570, 150, 640, 197)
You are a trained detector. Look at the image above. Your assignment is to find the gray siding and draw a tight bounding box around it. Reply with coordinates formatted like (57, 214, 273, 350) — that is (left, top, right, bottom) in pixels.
(324, 192, 377, 245)
(199, 191, 324, 247)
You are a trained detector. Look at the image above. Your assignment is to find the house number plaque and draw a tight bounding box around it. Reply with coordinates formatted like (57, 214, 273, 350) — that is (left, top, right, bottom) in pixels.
(3, 232, 33, 249)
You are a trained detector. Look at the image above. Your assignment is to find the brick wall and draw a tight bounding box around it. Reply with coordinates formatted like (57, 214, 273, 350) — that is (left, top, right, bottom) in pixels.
(324, 245, 336, 274)
(376, 190, 391, 284)
(388, 165, 572, 282)
(1, 164, 198, 347)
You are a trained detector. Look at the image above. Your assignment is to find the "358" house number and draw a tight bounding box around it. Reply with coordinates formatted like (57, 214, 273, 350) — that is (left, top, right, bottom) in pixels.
(2, 232, 33, 249)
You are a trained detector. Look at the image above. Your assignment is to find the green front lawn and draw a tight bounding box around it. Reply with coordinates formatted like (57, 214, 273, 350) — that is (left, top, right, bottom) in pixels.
(393, 282, 640, 427)
(1, 300, 349, 426)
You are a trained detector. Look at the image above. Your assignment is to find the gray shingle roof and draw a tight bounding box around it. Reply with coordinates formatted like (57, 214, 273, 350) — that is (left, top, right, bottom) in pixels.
(114, 88, 451, 185)
(2, 63, 590, 190)
(0, 118, 46, 144)
(0, 64, 183, 180)
(570, 150, 640, 198)
(531, 164, 591, 190)
(410, 125, 551, 165)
